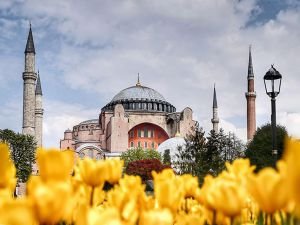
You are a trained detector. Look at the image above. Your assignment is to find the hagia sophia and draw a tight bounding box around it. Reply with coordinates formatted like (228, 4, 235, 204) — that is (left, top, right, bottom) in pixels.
(21, 25, 256, 159)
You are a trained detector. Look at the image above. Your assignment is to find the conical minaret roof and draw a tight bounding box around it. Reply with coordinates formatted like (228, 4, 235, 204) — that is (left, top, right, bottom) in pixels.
(25, 24, 35, 54)
(35, 71, 42, 95)
(213, 84, 218, 108)
(248, 45, 254, 78)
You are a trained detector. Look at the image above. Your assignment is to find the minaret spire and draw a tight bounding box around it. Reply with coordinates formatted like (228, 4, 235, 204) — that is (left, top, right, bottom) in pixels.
(35, 71, 43, 95)
(211, 83, 219, 133)
(248, 45, 254, 79)
(25, 23, 35, 54)
(245, 45, 256, 141)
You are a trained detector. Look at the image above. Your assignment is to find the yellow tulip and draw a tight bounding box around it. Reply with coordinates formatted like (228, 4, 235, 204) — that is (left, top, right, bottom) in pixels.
(107, 175, 144, 225)
(0, 199, 36, 225)
(77, 158, 108, 187)
(175, 212, 204, 225)
(247, 167, 289, 213)
(27, 177, 73, 224)
(0, 143, 16, 193)
(180, 174, 200, 199)
(204, 178, 246, 217)
(139, 209, 173, 225)
(223, 158, 255, 184)
(283, 138, 300, 206)
(105, 159, 124, 184)
(152, 169, 184, 213)
(88, 207, 123, 225)
(37, 148, 74, 182)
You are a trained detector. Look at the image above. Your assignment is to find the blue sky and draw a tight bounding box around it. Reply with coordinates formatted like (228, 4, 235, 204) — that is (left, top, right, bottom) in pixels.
(0, 0, 300, 147)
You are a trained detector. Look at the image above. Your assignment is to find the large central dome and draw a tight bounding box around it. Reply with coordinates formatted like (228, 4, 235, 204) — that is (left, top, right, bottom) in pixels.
(112, 85, 166, 102)
(102, 83, 176, 113)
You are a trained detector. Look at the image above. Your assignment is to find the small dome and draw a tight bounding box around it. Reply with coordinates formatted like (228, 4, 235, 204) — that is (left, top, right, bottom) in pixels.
(157, 136, 186, 161)
(79, 119, 98, 125)
(112, 85, 166, 102)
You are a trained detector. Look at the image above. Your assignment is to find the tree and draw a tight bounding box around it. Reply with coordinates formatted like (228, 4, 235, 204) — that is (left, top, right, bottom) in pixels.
(205, 129, 224, 176)
(120, 147, 162, 167)
(162, 149, 171, 165)
(245, 124, 288, 172)
(175, 123, 207, 183)
(175, 124, 245, 185)
(0, 129, 36, 182)
(125, 159, 171, 182)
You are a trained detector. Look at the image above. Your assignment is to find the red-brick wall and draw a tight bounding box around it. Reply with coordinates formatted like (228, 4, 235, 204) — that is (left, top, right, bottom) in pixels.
(128, 123, 169, 149)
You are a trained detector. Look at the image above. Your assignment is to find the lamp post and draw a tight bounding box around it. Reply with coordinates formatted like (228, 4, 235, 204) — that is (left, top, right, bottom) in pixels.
(263, 65, 282, 162)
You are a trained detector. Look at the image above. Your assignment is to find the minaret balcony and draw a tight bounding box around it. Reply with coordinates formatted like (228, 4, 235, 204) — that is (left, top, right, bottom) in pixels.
(245, 92, 256, 98)
(23, 72, 37, 80)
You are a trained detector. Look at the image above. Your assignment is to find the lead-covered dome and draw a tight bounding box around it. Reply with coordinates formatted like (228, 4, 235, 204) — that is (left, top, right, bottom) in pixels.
(112, 86, 166, 102)
(102, 84, 176, 113)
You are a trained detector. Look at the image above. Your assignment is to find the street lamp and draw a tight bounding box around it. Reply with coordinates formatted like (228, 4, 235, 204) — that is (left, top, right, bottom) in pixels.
(263, 65, 282, 161)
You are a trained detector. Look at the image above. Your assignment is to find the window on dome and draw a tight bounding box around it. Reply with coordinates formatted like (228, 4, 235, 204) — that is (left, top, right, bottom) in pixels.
(144, 128, 148, 138)
(138, 130, 141, 137)
(150, 130, 154, 138)
(141, 130, 144, 138)
(153, 103, 157, 110)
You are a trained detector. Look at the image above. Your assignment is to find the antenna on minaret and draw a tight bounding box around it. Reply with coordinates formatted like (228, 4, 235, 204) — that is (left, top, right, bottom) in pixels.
(136, 73, 141, 86)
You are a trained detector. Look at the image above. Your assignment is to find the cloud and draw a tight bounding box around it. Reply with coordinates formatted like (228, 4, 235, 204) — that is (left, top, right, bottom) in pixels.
(43, 99, 99, 147)
(1, 0, 300, 147)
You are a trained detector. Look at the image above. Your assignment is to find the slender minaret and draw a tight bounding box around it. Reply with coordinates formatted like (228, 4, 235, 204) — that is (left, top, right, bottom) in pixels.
(211, 84, 219, 133)
(245, 45, 256, 140)
(35, 71, 43, 147)
(22, 24, 37, 136)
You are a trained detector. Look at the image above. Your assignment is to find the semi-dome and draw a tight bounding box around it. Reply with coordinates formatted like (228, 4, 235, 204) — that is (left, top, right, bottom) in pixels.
(102, 83, 176, 113)
(157, 136, 186, 161)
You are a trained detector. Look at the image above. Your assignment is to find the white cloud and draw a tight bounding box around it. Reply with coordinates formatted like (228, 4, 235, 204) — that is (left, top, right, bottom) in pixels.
(1, 0, 300, 146)
(43, 99, 99, 147)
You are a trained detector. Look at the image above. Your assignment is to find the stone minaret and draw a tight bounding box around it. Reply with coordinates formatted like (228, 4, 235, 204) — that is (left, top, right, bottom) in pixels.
(35, 71, 43, 147)
(245, 46, 256, 140)
(211, 84, 219, 133)
(22, 24, 37, 136)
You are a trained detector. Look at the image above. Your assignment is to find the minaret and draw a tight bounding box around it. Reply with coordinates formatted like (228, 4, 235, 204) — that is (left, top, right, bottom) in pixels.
(35, 71, 43, 147)
(22, 24, 37, 136)
(211, 84, 219, 133)
(245, 45, 256, 140)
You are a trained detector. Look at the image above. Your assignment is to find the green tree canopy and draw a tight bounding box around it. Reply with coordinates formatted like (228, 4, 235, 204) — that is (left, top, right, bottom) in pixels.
(0, 129, 36, 182)
(175, 124, 245, 185)
(245, 123, 288, 172)
(120, 147, 162, 167)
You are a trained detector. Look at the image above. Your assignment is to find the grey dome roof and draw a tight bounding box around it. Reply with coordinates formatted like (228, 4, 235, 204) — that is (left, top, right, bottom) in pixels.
(157, 136, 186, 159)
(112, 85, 166, 102)
(79, 119, 98, 125)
